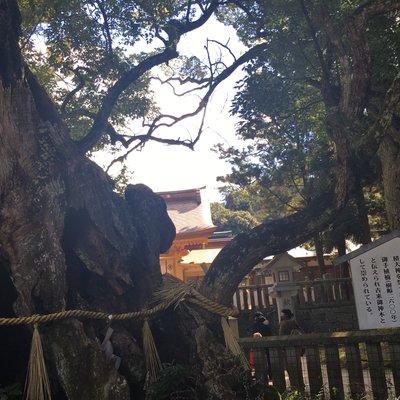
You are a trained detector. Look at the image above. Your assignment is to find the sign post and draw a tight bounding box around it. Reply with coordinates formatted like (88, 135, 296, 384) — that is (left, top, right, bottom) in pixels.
(334, 231, 400, 330)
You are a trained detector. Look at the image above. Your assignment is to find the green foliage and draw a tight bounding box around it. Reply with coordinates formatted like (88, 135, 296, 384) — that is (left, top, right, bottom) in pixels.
(363, 186, 390, 236)
(0, 383, 22, 400)
(145, 362, 198, 400)
(19, 0, 156, 140)
(112, 163, 135, 196)
(215, 0, 396, 248)
(146, 352, 280, 399)
(278, 386, 371, 400)
(17, 0, 212, 148)
(204, 352, 274, 400)
(211, 202, 259, 234)
(219, 1, 335, 212)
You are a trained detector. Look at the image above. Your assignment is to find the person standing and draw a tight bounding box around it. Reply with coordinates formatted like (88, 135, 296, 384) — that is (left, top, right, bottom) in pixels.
(278, 309, 301, 336)
(252, 311, 272, 381)
(279, 309, 305, 391)
(252, 311, 271, 337)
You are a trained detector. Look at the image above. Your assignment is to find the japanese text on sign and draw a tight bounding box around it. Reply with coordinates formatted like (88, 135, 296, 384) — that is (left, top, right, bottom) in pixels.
(350, 238, 400, 330)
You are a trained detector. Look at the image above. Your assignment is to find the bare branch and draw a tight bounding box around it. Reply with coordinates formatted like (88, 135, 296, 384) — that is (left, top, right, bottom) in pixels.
(105, 133, 197, 173)
(105, 41, 268, 174)
(152, 76, 210, 97)
(146, 43, 267, 134)
(76, 0, 222, 154)
(299, 0, 331, 85)
(264, 185, 302, 212)
(207, 38, 237, 62)
(96, 0, 114, 57)
(76, 48, 179, 153)
(60, 67, 89, 115)
(105, 92, 211, 173)
(154, 75, 209, 86)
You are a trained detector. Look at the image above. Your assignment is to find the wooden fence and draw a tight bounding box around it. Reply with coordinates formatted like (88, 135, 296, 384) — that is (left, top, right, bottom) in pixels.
(238, 328, 400, 399)
(234, 278, 354, 312)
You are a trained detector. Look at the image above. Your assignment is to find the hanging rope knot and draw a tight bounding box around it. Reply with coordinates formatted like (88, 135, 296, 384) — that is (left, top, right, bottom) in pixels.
(154, 275, 238, 318)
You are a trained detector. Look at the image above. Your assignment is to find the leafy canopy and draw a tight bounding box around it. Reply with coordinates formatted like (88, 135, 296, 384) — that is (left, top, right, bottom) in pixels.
(18, 0, 249, 162)
(215, 0, 398, 247)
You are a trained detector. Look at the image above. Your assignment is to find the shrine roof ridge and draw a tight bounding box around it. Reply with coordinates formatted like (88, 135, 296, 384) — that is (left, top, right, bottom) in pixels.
(333, 230, 400, 266)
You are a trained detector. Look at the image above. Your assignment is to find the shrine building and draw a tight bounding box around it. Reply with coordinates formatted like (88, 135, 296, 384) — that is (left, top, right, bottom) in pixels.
(158, 186, 336, 283)
(158, 187, 219, 282)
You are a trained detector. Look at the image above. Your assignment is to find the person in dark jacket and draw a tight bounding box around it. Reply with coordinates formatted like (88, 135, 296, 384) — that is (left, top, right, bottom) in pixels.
(279, 309, 305, 390)
(252, 311, 272, 337)
(252, 311, 272, 381)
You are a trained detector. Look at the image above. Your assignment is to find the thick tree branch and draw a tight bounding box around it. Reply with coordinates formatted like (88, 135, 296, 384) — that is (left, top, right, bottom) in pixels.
(96, 0, 114, 57)
(373, 68, 400, 143)
(60, 67, 88, 116)
(173, 0, 221, 35)
(77, 1, 222, 154)
(299, 0, 330, 85)
(201, 103, 354, 304)
(104, 42, 268, 171)
(76, 48, 179, 153)
(200, 179, 349, 305)
(105, 107, 207, 172)
(0, 0, 23, 86)
(316, 8, 350, 108)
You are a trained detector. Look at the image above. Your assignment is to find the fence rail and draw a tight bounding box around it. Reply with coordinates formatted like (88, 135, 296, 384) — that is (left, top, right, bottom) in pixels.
(238, 328, 400, 399)
(233, 284, 274, 312)
(234, 278, 354, 312)
(296, 278, 354, 305)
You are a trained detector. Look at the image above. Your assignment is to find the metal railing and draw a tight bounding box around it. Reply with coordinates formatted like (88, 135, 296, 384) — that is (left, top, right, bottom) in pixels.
(239, 328, 400, 399)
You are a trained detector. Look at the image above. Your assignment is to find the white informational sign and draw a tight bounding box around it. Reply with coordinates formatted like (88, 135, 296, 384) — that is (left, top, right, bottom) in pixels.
(350, 237, 400, 330)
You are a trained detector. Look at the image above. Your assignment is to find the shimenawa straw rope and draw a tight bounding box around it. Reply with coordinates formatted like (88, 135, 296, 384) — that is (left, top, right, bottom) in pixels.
(2, 277, 244, 399)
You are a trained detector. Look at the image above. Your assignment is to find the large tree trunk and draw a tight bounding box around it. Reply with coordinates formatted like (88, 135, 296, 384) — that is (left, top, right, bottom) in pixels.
(378, 134, 400, 230)
(313, 233, 325, 276)
(0, 2, 274, 398)
(353, 179, 372, 244)
(0, 1, 177, 397)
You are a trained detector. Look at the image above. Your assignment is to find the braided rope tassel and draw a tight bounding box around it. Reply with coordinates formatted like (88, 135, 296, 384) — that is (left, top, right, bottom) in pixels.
(142, 318, 162, 384)
(220, 317, 250, 370)
(24, 323, 51, 400)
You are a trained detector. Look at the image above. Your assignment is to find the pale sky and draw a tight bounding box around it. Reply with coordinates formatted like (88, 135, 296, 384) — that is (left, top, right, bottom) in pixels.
(93, 18, 246, 202)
